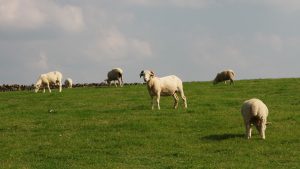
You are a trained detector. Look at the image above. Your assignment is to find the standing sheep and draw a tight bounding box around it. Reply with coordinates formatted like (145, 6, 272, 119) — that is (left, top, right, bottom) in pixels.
(34, 71, 63, 93)
(105, 68, 124, 87)
(64, 78, 73, 88)
(213, 69, 235, 85)
(140, 70, 187, 110)
(241, 98, 270, 139)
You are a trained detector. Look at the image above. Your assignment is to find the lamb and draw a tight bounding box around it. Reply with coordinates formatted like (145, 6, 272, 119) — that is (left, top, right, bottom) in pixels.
(213, 69, 235, 85)
(105, 68, 124, 87)
(241, 98, 270, 139)
(34, 71, 63, 93)
(140, 70, 187, 110)
(64, 78, 73, 88)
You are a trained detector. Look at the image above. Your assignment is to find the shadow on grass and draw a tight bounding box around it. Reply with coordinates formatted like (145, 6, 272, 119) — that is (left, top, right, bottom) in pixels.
(202, 133, 244, 141)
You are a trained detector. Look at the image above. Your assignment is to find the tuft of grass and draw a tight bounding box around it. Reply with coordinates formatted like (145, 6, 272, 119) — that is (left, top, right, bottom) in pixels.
(0, 78, 299, 168)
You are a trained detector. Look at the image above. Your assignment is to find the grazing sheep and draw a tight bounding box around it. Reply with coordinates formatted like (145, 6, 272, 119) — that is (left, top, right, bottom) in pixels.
(140, 70, 187, 110)
(241, 98, 270, 139)
(213, 69, 235, 85)
(64, 78, 73, 88)
(105, 68, 124, 87)
(34, 71, 63, 93)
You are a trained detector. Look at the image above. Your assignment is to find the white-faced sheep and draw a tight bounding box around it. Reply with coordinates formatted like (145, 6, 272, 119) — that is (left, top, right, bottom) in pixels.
(241, 98, 270, 139)
(105, 68, 124, 87)
(213, 69, 235, 85)
(140, 70, 187, 110)
(64, 78, 73, 88)
(34, 71, 63, 93)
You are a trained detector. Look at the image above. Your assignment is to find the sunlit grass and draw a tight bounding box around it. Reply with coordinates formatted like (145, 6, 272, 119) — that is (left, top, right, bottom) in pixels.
(0, 78, 299, 168)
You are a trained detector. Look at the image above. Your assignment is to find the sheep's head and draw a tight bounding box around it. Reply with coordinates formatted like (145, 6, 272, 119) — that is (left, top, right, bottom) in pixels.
(213, 79, 217, 85)
(140, 70, 154, 82)
(104, 79, 111, 85)
(34, 84, 40, 93)
(213, 73, 220, 85)
(34, 79, 43, 93)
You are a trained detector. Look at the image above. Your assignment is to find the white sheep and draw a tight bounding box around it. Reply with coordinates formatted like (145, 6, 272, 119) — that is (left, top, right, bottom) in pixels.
(105, 68, 124, 87)
(140, 70, 187, 110)
(64, 78, 73, 88)
(213, 69, 235, 85)
(241, 98, 270, 139)
(34, 71, 63, 93)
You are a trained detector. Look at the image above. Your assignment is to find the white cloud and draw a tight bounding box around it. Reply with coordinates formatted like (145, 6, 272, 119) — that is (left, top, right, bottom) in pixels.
(260, 0, 300, 11)
(168, 0, 215, 8)
(124, 0, 215, 8)
(190, 35, 252, 73)
(86, 27, 152, 61)
(0, 0, 85, 32)
(222, 0, 300, 11)
(32, 51, 49, 70)
(254, 33, 283, 51)
(0, 0, 45, 29)
(189, 31, 299, 80)
(126, 0, 300, 10)
(51, 4, 85, 32)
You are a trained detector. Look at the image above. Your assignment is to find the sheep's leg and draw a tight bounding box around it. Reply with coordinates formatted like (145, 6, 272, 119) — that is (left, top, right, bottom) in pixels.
(156, 93, 161, 110)
(120, 76, 124, 87)
(182, 95, 187, 109)
(260, 120, 266, 139)
(46, 83, 51, 93)
(173, 93, 179, 109)
(260, 127, 265, 140)
(114, 81, 117, 87)
(43, 87, 45, 93)
(151, 96, 155, 110)
(118, 78, 122, 87)
(230, 79, 234, 85)
(246, 122, 252, 139)
(179, 88, 187, 108)
(59, 83, 62, 92)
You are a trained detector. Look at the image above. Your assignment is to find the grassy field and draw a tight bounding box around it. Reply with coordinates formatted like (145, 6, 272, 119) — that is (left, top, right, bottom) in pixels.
(0, 78, 299, 169)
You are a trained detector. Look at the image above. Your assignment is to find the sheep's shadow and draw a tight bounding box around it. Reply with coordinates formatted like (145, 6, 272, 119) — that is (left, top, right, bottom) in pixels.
(201, 133, 244, 141)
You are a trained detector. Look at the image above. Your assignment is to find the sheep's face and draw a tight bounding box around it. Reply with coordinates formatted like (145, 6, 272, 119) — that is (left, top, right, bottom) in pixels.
(140, 70, 154, 82)
(213, 79, 217, 85)
(213, 73, 220, 84)
(34, 84, 40, 93)
(34, 79, 43, 93)
(104, 79, 110, 85)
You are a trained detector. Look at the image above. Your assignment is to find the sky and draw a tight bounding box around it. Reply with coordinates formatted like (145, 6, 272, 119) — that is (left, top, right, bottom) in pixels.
(0, 0, 299, 84)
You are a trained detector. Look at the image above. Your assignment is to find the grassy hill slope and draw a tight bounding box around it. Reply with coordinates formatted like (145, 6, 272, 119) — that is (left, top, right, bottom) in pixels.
(0, 78, 299, 168)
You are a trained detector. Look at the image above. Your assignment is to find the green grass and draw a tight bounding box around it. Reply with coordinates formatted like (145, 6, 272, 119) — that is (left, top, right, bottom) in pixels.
(0, 78, 299, 169)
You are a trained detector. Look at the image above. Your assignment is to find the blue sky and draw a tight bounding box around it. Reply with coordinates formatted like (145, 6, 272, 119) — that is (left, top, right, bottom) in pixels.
(0, 0, 299, 84)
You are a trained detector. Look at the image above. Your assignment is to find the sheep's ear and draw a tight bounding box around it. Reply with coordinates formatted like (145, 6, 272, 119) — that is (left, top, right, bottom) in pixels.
(139, 71, 144, 78)
(266, 122, 272, 125)
(150, 71, 155, 76)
